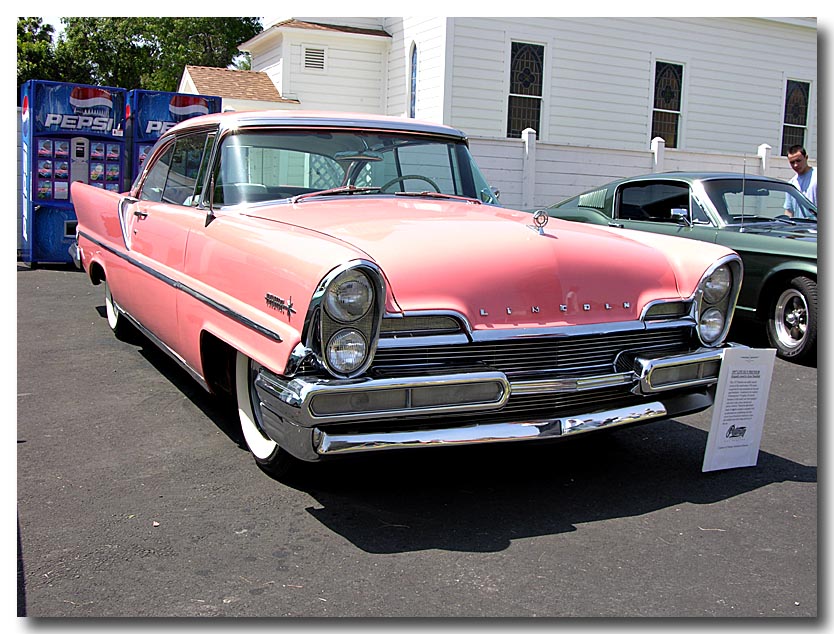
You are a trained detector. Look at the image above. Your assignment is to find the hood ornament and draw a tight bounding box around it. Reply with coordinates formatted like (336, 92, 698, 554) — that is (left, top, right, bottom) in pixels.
(530, 209, 549, 235)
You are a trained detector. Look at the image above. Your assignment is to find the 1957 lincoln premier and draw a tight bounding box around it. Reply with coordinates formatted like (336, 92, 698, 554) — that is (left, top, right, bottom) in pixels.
(71, 111, 743, 478)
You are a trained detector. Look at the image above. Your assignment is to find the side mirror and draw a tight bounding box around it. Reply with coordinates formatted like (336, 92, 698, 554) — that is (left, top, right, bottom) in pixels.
(670, 208, 691, 227)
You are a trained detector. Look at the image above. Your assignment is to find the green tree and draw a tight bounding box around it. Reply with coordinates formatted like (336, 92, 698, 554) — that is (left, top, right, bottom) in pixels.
(143, 18, 262, 90)
(54, 17, 154, 89)
(19, 17, 262, 93)
(17, 18, 58, 88)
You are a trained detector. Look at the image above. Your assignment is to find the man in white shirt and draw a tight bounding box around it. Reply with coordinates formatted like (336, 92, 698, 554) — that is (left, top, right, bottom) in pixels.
(786, 145, 817, 206)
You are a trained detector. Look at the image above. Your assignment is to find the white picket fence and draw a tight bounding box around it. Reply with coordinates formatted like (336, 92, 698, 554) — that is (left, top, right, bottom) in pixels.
(469, 130, 802, 211)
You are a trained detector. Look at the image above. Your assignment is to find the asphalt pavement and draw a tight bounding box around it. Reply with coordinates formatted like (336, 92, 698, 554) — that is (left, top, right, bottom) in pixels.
(15, 264, 818, 618)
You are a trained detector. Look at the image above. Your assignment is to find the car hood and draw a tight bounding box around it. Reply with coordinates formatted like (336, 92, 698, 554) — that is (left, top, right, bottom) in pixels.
(725, 221, 818, 243)
(244, 198, 729, 329)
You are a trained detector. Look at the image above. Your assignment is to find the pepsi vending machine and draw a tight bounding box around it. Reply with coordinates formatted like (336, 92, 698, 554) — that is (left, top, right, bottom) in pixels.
(20, 80, 127, 264)
(126, 90, 221, 185)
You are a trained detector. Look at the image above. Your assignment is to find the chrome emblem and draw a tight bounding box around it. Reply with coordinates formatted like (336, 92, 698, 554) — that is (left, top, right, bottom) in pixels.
(531, 210, 549, 235)
(265, 293, 296, 317)
(480, 300, 632, 316)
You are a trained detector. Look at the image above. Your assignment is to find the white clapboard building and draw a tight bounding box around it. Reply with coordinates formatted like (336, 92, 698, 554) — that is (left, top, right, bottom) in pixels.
(227, 17, 817, 209)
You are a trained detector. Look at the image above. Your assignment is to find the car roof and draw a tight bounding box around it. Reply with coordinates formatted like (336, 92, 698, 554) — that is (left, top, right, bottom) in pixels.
(554, 171, 792, 208)
(606, 172, 785, 186)
(169, 109, 469, 140)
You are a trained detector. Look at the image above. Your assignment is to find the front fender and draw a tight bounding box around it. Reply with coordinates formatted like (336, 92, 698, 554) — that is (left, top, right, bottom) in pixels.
(179, 212, 373, 378)
(754, 259, 817, 317)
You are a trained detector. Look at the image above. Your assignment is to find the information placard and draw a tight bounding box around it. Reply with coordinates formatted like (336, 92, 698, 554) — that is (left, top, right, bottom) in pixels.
(702, 347, 776, 472)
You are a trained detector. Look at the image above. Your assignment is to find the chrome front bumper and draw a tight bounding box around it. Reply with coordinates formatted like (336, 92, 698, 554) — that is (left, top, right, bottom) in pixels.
(314, 400, 672, 455)
(253, 346, 729, 461)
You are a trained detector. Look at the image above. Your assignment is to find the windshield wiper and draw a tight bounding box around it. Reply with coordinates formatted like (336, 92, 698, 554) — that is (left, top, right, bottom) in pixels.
(393, 191, 482, 204)
(732, 215, 785, 224)
(292, 185, 382, 203)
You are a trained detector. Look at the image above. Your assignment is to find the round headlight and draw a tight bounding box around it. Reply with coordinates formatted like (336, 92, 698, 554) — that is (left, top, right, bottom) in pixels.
(703, 265, 731, 304)
(326, 328, 368, 374)
(324, 270, 374, 322)
(698, 307, 725, 343)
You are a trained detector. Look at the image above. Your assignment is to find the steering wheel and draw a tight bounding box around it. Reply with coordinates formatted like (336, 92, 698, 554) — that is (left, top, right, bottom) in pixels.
(380, 175, 440, 193)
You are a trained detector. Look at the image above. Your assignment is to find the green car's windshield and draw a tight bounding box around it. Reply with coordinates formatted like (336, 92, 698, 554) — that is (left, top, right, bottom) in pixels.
(702, 179, 817, 223)
(212, 129, 498, 206)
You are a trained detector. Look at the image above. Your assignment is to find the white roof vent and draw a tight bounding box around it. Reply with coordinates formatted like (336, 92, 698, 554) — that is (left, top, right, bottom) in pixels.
(304, 46, 326, 70)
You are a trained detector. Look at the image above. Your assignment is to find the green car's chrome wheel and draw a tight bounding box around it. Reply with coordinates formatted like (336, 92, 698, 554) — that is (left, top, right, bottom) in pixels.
(767, 276, 817, 363)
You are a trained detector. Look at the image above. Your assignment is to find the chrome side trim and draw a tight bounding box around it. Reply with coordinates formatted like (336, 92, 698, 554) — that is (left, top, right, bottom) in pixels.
(314, 401, 668, 455)
(78, 231, 282, 343)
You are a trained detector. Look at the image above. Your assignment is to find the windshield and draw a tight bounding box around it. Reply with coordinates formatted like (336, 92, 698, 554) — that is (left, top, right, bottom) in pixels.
(701, 178, 817, 223)
(212, 129, 498, 206)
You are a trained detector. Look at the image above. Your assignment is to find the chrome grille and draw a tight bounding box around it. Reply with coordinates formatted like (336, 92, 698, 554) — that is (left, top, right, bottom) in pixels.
(371, 327, 692, 377)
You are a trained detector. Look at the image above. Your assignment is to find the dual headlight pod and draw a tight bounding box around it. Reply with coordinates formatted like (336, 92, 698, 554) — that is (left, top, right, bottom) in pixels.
(695, 257, 742, 346)
(318, 263, 384, 378)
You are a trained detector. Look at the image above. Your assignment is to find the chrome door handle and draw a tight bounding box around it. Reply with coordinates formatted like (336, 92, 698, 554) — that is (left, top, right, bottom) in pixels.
(134, 209, 149, 218)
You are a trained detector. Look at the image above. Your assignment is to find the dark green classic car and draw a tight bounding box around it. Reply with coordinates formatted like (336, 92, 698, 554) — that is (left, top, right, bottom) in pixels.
(542, 172, 817, 363)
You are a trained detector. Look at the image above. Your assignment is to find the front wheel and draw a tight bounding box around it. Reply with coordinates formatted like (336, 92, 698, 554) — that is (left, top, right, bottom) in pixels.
(235, 352, 296, 478)
(766, 276, 817, 363)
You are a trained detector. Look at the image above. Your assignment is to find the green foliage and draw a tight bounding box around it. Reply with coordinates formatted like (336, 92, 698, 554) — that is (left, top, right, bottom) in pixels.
(17, 17, 262, 96)
(17, 18, 58, 87)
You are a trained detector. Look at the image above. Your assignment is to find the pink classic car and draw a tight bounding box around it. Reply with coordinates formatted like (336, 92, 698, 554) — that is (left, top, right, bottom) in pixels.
(71, 111, 743, 478)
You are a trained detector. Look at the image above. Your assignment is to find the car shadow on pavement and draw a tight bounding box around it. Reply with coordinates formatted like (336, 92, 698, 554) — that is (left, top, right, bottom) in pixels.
(124, 323, 248, 452)
(122, 307, 817, 556)
(284, 426, 816, 554)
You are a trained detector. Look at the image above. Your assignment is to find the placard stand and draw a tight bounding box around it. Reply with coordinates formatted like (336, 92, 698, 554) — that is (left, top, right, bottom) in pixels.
(702, 347, 776, 472)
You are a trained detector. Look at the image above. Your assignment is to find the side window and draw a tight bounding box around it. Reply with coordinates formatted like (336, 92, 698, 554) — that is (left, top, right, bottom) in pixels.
(690, 195, 712, 224)
(162, 132, 210, 206)
(138, 142, 174, 202)
(137, 132, 211, 205)
(617, 182, 691, 222)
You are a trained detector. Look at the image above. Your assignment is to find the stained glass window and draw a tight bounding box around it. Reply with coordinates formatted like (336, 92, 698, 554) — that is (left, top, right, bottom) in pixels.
(651, 62, 683, 148)
(507, 42, 544, 138)
(781, 80, 810, 156)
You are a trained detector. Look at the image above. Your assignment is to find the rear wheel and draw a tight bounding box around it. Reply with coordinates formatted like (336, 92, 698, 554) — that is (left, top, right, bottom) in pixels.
(235, 351, 296, 478)
(103, 280, 134, 339)
(766, 276, 817, 362)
